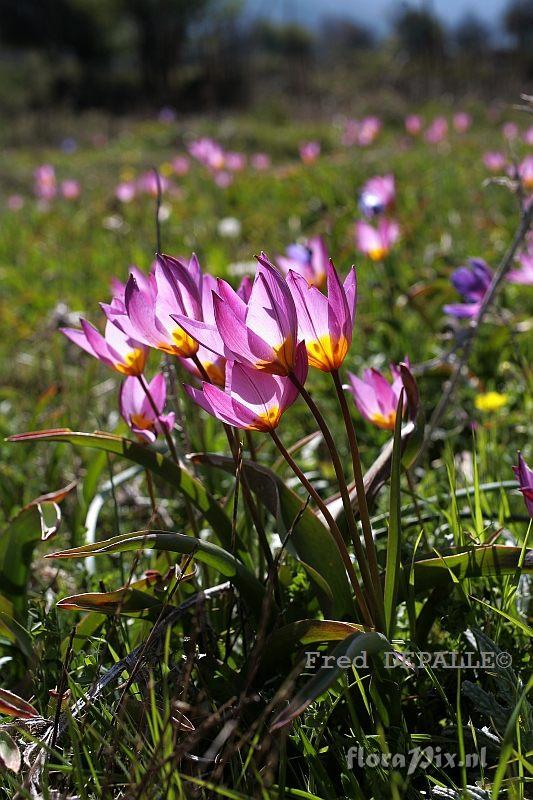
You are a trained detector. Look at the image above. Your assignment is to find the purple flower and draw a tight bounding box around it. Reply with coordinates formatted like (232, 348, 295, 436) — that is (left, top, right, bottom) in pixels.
(277, 236, 329, 288)
(119, 374, 175, 442)
(444, 258, 493, 319)
(359, 174, 395, 217)
(60, 179, 80, 200)
(513, 452, 533, 517)
(34, 165, 57, 200)
(185, 343, 307, 432)
(287, 260, 356, 372)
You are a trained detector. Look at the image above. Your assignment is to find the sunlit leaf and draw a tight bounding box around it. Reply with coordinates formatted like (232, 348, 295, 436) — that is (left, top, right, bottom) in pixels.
(0, 688, 39, 720)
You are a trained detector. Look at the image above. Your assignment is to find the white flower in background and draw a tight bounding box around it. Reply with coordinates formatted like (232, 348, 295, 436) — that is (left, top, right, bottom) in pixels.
(218, 216, 241, 238)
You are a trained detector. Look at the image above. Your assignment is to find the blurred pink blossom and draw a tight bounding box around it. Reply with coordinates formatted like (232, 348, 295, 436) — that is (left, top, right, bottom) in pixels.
(7, 194, 24, 211)
(251, 153, 271, 171)
(405, 115, 422, 135)
(483, 151, 506, 172)
(502, 121, 519, 140)
(61, 179, 81, 200)
(425, 117, 448, 144)
(299, 141, 321, 164)
(453, 112, 472, 133)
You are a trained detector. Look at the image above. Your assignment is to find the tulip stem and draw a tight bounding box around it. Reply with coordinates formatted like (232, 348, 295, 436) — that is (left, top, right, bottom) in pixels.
(331, 369, 386, 628)
(137, 374, 179, 464)
(289, 372, 380, 627)
(269, 429, 373, 627)
(190, 353, 276, 576)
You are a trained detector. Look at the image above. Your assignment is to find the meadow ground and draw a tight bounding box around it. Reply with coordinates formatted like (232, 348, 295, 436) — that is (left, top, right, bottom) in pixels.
(0, 103, 531, 798)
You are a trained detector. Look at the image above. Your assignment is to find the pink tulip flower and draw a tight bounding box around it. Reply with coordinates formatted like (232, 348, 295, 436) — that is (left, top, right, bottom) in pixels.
(359, 174, 396, 217)
(119, 374, 175, 442)
(513, 452, 533, 517)
(225, 152, 246, 172)
(189, 138, 226, 171)
(61, 179, 81, 200)
(125, 253, 203, 358)
(502, 122, 519, 141)
(172, 156, 190, 176)
(287, 260, 356, 372)
(355, 219, 400, 260)
(34, 165, 57, 200)
(116, 182, 137, 203)
(507, 252, 533, 285)
(524, 126, 533, 146)
(453, 112, 472, 133)
(299, 141, 320, 164)
(346, 360, 411, 430)
(517, 156, 533, 191)
(251, 153, 271, 171)
(185, 343, 307, 432)
(174, 256, 300, 377)
(7, 194, 24, 211)
(405, 115, 422, 136)
(62, 319, 148, 376)
(277, 236, 329, 288)
(483, 152, 506, 172)
(358, 116, 381, 146)
(214, 171, 233, 188)
(425, 117, 448, 144)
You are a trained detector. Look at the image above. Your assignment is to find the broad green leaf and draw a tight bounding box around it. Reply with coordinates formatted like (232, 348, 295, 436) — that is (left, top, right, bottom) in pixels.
(47, 530, 265, 616)
(9, 430, 234, 550)
(0, 486, 71, 617)
(0, 688, 39, 720)
(405, 545, 533, 597)
(384, 391, 404, 638)
(189, 453, 353, 618)
(270, 631, 389, 731)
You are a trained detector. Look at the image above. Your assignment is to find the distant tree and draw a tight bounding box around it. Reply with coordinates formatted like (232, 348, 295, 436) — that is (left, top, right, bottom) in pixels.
(126, 0, 212, 100)
(320, 17, 374, 55)
(455, 13, 491, 53)
(504, 0, 533, 51)
(393, 7, 447, 60)
(252, 20, 314, 60)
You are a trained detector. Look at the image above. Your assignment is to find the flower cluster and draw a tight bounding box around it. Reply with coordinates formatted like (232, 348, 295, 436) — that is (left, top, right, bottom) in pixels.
(341, 117, 382, 147)
(355, 174, 399, 260)
(34, 165, 80, 203)
(62, 240, 417, 440)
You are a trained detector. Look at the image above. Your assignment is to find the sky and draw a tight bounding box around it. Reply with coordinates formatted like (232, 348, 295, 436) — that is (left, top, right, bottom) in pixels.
(244, 0, 510, 35)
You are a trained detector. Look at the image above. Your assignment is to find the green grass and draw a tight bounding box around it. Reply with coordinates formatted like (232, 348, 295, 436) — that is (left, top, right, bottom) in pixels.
(0, 105, 532, 799)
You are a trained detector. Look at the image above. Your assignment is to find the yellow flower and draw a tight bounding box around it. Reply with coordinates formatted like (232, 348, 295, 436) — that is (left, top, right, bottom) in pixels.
(475, 392, 508, 412)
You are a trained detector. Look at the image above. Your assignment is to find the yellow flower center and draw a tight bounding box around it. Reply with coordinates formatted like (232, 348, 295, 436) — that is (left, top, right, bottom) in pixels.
(157, 326, 199, 358)
(306, 334, 349, 372)
(256, 336, 295, 375)
(203, 360, 226, 387)
(370, 411, 397, 430)
(254, 406, 281, 431)
(368, 247, 387, 261)
(116, 348, 146, 376)
(474, 392, 508, 412)
(130, 413, 154, 431)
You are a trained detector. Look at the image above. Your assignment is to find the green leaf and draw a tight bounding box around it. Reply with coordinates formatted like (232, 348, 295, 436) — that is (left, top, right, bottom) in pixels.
(57, 587, 163, 615)
(405, 545, 533, 597)
(270, 631, 389, 731)
(0, 488, 69, 617)
(384, 390, 404, 638)
(0, 612, 34, 662)
(189, 453, 353, 618)
(8, 430, 234, 550)
(47, 530, 265, 616)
